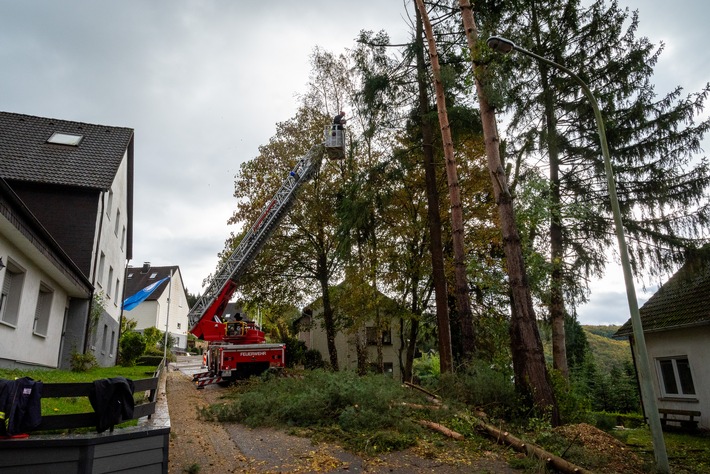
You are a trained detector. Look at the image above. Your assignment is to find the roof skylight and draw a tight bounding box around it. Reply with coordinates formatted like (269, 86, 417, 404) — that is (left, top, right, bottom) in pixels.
(47, 132, 83, 146)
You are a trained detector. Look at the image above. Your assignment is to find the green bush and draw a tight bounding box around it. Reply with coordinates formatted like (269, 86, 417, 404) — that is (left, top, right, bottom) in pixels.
(70, 351, 98, 372)
(435, 360, 519, 420)
(284, 337, 307, 368)
(411, 352, 440, 387)
(549, 368, 591, 424)
(142, 327, 163, 348)
(303, 349, 325, 369)
(137, 355, 164, 367)
(591, 411, 644, 430)
(120, 331, 147, 366)
(158, 332, 176, 351)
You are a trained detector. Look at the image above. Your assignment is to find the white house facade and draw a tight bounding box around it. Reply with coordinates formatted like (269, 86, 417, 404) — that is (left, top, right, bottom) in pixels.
(297, 312, 402, 379)
(0, 111, 134, 368)
(89, 151, 131, 364)
(0, 179, 92, 369)
(123, 264, 189, 350)
(615, 249, 710, 430)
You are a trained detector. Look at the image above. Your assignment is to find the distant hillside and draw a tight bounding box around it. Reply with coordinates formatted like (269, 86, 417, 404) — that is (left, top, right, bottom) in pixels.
(584, 325, 623, 339)
(583, 325, 633, 372)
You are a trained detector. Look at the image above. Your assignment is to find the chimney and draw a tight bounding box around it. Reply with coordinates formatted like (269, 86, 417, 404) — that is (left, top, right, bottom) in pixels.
(141, 262, 150, 273)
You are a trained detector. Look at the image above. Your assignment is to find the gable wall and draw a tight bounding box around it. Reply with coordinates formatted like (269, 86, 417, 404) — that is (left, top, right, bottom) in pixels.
(8, 181, 98, 276)
(643, 325, 710, 429)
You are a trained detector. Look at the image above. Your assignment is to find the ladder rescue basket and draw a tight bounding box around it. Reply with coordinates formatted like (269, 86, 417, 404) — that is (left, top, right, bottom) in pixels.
(324, 125, 345, 160)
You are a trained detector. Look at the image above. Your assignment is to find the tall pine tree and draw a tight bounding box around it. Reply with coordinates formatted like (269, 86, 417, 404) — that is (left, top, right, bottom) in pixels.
(490, 0, 710, 377)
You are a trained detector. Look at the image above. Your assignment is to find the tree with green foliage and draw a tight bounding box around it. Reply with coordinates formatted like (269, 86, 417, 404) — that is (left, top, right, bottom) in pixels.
(564, 315, 589, 371)
(142, 326, 162, 348)
(119, 331, 146, 366)
(458, 0, 561, 424)
(488, 0, 710, 379)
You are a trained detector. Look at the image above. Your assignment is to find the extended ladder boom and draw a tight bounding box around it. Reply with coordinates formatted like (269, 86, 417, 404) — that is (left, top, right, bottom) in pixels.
(189, 142, 325, 339)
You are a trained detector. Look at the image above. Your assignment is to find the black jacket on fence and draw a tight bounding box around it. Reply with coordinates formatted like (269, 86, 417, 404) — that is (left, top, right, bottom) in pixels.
(89, 376, 135, 433)
(0, 377, 43, 437)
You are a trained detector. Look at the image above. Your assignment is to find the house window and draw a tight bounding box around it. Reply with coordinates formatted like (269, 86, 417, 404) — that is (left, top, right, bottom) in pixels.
(121, 226, 126, 251)
(107, 266, 114, 298)
(114, 278, 120, 306)
(114, 209, 121, 236)
(177, 323, 181, 329)
(657, 357, 696, 397)
(97, 252, 106, 287)
(47, 132, 83, 146)
(0, 261, 25, 327)
(149, 272, 157, 279)
(110, 330, 116, 357)
(366, 326, 393, 346)
(101, 324, 108, 354)
(33, 283, 54, 337)
(106, 190, 113, 216)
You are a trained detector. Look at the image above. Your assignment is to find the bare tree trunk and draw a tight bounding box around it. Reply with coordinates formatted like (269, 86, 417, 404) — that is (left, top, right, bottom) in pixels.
(404, 317, 419, 381)
(549, 145, 569, 379)
(458, 0, 559, 424)
(529, 5, 569, 379)
(414, 0, 475, 361)
(353, 328, 368, 375)
(414, 6, 453, 373)
(403, 268, 423, 381)
(318, 254, 339, 371)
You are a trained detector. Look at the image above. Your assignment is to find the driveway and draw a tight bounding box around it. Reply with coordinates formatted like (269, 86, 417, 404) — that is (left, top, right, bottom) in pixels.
(167, 356, 519, 473)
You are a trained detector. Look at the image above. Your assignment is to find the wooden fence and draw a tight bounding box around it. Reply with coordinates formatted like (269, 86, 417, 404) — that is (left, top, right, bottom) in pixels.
(0, 364, 170, 474)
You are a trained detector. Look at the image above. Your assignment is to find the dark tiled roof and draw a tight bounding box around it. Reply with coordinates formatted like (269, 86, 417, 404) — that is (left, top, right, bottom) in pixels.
(0, 111, 133, 190)
(615, 250, 710, 337)
(124, 265, 179, 303)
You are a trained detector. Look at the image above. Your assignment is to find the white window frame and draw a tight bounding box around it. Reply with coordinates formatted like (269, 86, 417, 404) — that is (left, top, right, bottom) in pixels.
(114, 209, 121, 236)
(107, 266, 114, 298)
(0, 260, 25, 328)
(101, 324, 109, 354)
(106, 189, 113, 216)
(110, 330, 116, 357)
(656, 356, 697, 398)
(33, 282, 54, 337)
(114, 278, 120, 307)
(97, 252, 106, 288)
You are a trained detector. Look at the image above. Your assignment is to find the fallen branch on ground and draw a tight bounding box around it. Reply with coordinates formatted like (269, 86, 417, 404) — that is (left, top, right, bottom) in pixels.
(403, 382, 442, 404)
(474, 418, 593, 474)
(401, 402, 441, 410)
(417, 420, 464, 440)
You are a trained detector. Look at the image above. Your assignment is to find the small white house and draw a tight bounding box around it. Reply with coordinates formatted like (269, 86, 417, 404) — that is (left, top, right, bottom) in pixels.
(615, 249, 710, 430)
(123, 264, 190, 350)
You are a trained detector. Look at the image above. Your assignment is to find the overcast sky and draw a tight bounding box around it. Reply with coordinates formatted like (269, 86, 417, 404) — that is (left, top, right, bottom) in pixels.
(1, 1, 707, 326)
